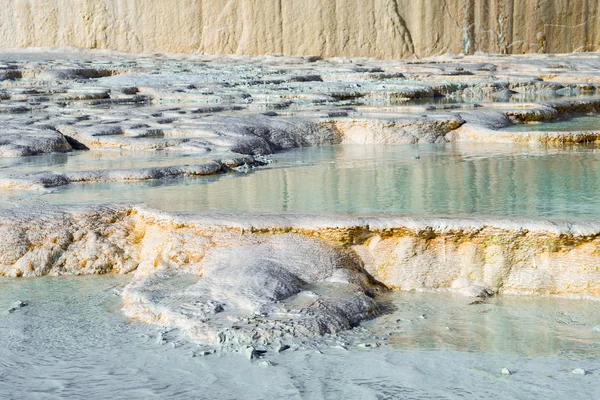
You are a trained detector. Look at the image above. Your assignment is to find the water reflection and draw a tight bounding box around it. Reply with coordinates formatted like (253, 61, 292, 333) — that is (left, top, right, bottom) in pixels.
(0, 149, 221, 173)
(350, 92, 600, 107)
(14, 143, 600, 220)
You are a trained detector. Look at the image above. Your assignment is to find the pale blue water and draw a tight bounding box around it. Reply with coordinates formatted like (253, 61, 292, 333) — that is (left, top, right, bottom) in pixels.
(503, 115, 600, 132)
(0, 149, 226, 173)
(0, 276, 597, 399)
(18, 143, 600, 220)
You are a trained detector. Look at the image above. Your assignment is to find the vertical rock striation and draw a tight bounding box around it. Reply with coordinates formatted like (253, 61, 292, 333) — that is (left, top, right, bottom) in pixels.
(1, 0, 599, 58)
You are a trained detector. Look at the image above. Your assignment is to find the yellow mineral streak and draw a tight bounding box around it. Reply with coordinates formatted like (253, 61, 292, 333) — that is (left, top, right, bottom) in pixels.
(450, 124, 600, 144)
(2, 207, 599, 297)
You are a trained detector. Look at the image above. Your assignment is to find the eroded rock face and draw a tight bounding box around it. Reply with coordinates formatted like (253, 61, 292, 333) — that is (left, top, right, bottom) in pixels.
(2, 206, 600, 299)
(2, 205, 600, 344)
(0, 206, 138, 277)
(2, 1, 600, 58)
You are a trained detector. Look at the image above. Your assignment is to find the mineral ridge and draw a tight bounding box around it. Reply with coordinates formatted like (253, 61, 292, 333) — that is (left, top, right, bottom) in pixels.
(2, 1, 600, 58)
(2, 51, 600, 188)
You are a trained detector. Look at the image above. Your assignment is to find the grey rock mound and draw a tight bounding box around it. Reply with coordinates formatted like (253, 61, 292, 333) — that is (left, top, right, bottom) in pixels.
(0, 130, 71, 157)
(122, 234, 381, 348)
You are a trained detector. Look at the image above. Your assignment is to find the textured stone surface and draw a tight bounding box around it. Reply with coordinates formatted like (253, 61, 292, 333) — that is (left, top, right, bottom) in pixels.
(1, 52, 600, 317)
(123, 233, 379, 345)
(3, 204, 600, 346)
(0, 130, 71, 157)
(1, 1, 600, 58)
(1, 50, 600, 169)
(2, 205, 599, 299)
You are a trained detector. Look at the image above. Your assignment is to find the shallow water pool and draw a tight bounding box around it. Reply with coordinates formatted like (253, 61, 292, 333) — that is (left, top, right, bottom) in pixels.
(0, 276, 597, 399)
(15, 142, 600, 220)
(503, 115, 600, 132)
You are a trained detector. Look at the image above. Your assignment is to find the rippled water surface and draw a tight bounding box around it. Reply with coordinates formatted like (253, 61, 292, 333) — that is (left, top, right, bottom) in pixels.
(13, 142, 600, 220)
(0, 277, 598, 400)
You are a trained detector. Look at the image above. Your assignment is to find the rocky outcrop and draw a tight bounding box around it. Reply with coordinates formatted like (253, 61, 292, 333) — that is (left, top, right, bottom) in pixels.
(2, 205, 600, 300)
(1, 1, 599, 58)
(4, 205, 600, 345)
(0, 130, 71, 157)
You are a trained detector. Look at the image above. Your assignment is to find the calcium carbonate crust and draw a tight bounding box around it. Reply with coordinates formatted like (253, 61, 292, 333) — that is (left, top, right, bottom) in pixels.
(3, 204, 600, 347)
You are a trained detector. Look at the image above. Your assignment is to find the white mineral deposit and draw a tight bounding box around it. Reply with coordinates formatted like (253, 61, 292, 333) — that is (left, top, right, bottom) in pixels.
(1, 2, 599, 399)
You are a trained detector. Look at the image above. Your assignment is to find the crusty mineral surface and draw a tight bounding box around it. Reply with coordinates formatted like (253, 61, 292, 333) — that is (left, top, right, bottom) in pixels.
(3, 205, 600, 297)
(3, 50, 600, 346)
(3, 204, 600, 345)
(2, 50, 600, 189)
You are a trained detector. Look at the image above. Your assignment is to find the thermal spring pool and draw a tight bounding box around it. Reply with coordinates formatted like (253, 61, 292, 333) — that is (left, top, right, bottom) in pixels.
(0, 141, 599, 399)
(10, 142, 600, 221)
(502, 115, 600, 132)
(1, 51, 600, 399)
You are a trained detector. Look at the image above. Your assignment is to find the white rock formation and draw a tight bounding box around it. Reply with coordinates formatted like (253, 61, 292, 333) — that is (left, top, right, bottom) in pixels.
(0, 130, 71, 157)
(122, 234, 379, 346)
(0, 50, 599, 169)
(2, 204, 600, 343)
(1, 205, 599, 300)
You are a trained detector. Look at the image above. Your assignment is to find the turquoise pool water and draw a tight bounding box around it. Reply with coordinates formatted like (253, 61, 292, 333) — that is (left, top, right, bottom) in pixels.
(503, 116, 600, 132)
(8, 143, 600, 220)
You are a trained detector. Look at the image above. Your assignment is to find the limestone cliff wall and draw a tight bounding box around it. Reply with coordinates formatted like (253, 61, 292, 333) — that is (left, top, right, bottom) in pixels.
(1, 0, 599, 58)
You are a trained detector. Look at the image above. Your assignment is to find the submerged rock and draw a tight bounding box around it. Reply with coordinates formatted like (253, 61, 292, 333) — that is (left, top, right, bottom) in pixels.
(7, 300, 28, 313)
(275, 344, 290, 353)
(452, 279, 495, 298)
(256, 360, 276, 367)
(356, 342, 380, 349)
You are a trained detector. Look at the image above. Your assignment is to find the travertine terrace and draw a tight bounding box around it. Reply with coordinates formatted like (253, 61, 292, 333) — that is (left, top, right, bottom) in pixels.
(2, 49, 600, 346)
(3, 204, 600, 347)
(3, 50, 600, 188)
